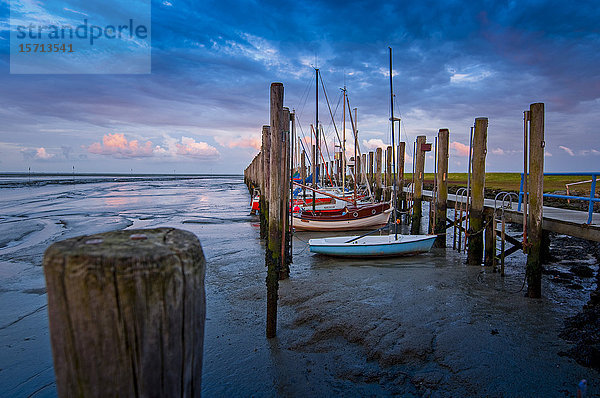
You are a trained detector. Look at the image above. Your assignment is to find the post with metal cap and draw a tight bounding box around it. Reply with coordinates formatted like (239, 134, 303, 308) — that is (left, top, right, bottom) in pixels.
(267, 82, 284, 337)
(411, 135, 426, 234)
(526, 103, 544, 298)
(467, 118, 488, 265)
(434, 129, 449, 247)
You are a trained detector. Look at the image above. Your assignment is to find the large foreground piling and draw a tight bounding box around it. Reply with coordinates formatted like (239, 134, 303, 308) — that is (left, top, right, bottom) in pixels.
(526, 103, 545, 298)
(411, 135, 426, 234)
(375, 147, 383, 201)
(434, 129, 449, 247)
(467, 118, 488, 265)
(260, 125, 271, 239)
(43, 228, 206, 398)
(266, 82, 285, 338)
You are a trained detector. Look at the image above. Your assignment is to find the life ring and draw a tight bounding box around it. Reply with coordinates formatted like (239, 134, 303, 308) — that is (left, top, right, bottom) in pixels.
(371, 209, 376, 214)
(353, 212, 358, 218)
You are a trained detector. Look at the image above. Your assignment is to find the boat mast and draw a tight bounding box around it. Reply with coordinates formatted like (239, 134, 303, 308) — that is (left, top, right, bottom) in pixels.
(389, 47, 398, 239)
(342, 86, 346, 193)
(353, 107, 358, 204)
(313, 68, 319, 212)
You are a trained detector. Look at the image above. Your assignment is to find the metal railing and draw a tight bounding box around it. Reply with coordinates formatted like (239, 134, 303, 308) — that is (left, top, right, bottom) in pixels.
(518, 172, 599, 224)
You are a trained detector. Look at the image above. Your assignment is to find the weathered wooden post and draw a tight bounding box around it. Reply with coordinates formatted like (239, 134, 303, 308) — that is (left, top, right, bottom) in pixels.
(434, 129, 449, 247)
(526, 103, 544, 298)
(368, 151, 374, 189)
(260, 125, 271, 239)
(356, 154, 361, 186)
(467, 118, 488, 265)
(385, 146, 393, 201)
(411, 136, 426, 234)
(300, 150, 306, 200)
(281, 107, 291, 279)
(397, 143, 406, 211)
(43, 228, 205, 398)
(375, 147, 383, 201)
(267, 82, 285, 337)
(361, 153, 366, 185)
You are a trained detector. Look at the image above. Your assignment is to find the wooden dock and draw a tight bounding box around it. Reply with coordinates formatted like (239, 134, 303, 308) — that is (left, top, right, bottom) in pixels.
(418, 189, 600, 242)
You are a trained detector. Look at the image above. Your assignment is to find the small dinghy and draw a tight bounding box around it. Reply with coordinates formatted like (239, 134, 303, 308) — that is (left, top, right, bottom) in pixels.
(308, 234, 436, 258)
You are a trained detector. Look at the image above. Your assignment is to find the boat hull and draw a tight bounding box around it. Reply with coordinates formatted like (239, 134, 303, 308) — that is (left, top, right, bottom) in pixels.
(293, 205, 392, 231)
(308, 234, 437, 257)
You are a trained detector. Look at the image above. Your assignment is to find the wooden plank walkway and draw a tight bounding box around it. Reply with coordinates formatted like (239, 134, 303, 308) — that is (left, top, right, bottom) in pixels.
(416, 189, 600, 242)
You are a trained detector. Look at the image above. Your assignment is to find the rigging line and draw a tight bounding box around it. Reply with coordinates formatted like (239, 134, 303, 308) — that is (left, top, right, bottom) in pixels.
(296, 119, 312, 167)
(319, 72, 344, 150)
(318, 124, 336, 185)
(345, 94, 374, 201)
(294, 74, 314, 123)
(310, 124, 335, 186)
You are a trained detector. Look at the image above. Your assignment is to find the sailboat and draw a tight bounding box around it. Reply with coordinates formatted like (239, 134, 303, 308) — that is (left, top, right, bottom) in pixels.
(308, 47, 436, 256)
(293, 68, 393, 231)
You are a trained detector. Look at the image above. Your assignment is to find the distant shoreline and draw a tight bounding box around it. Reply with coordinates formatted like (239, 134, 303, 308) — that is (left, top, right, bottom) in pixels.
(0, 172, 243, 177)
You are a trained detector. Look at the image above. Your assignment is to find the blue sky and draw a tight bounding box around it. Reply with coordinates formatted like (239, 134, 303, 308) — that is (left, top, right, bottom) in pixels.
(0, 0, 599, 174)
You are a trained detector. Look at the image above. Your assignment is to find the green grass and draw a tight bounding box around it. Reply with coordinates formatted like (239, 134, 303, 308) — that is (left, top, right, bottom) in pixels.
(401, 172, 595, 194)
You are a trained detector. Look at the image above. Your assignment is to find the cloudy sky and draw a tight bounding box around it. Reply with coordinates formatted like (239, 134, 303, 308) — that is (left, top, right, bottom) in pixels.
(1, 0, 599, 174)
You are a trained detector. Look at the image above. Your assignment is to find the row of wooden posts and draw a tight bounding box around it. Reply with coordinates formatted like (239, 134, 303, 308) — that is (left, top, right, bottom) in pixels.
(245, 82, 547, 338)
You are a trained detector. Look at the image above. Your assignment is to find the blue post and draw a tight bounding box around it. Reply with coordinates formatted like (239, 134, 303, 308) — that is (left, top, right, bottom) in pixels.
(589, 174, 597, 224)
(518, 172, 524, 211)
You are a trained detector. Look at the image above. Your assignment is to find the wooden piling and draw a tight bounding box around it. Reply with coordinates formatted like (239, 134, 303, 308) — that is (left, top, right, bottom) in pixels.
(281, 108, 291, 280)
(356, 154, 361, 186)
(43, 228, 205, 398)
(411, 136, 426, 234)
(397, 143, 406, 211)
(301, 149, 306, 199)
(375, 147, 383, 201)
(361, 154, 366, 185)
(267, 82, 284, 338)
(260, 125, 271, 239)
(434, 130, 449, 247)
(385, 146, 392, 201)
(368, 151, 374, 188)
(467, 118, 488, 266)
(526, 103, 544, 298)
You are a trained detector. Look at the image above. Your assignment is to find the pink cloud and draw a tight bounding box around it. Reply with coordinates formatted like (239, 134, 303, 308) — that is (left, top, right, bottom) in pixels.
(491, 147, 504, 155)
(88, 133, 154, 158)
(450, 141, 470, 156)
(176, 137, 220, 158)
(216, 136, 261, 150)
(35, 147, 54, 159)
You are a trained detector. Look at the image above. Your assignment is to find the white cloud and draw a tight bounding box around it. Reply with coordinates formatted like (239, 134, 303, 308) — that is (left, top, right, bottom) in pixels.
(559, 146, 575, 156)
(362, 138, 386, 150)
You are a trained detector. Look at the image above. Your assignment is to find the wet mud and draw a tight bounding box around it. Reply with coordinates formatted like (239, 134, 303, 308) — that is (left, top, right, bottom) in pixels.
(1, 175, 599, 397)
